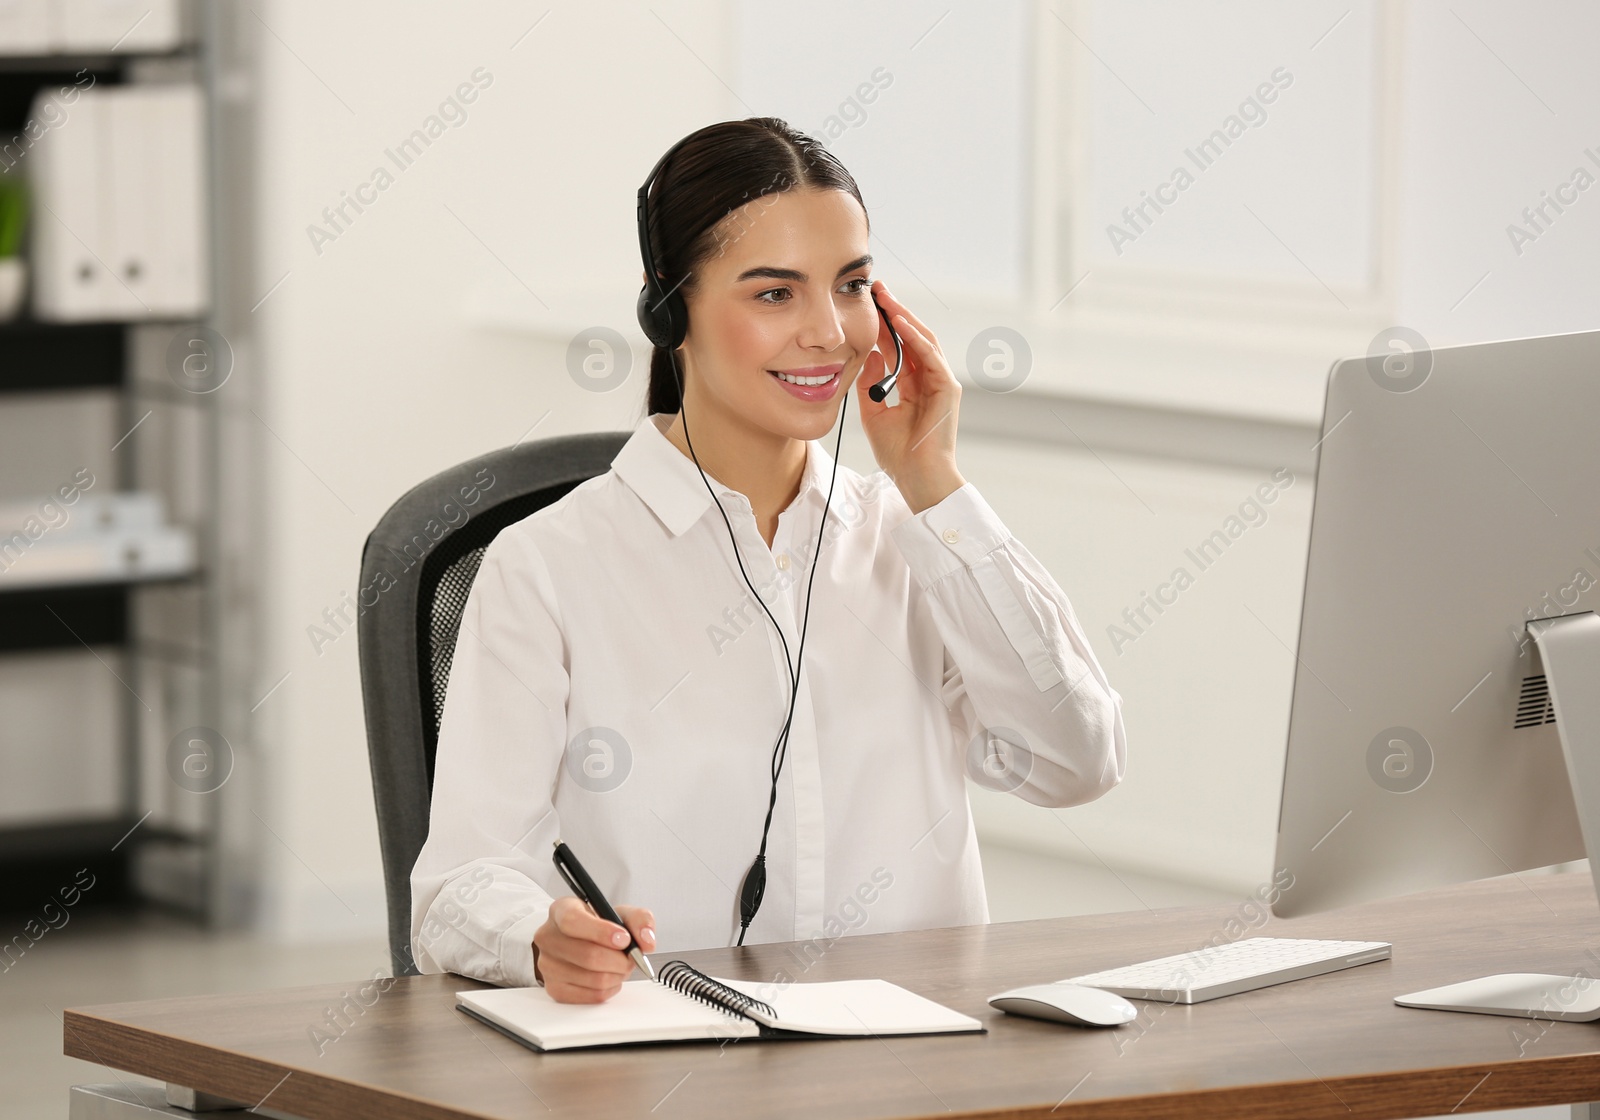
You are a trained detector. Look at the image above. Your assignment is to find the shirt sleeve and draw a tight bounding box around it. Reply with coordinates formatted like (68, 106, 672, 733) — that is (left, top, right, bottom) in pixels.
(408, 524, 569, 988)
(889, 482, 1126, 808)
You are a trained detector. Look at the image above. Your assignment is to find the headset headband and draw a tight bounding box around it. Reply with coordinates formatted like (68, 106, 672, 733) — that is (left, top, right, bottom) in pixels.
(636, 136, 693, 315)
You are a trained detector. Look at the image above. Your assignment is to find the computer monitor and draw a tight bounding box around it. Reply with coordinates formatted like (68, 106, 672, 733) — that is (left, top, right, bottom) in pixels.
(1272, 327, 1600, 1017)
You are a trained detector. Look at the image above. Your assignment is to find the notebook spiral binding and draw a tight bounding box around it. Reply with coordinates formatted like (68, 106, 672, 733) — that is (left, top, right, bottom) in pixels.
(658, 960, 777, 1022)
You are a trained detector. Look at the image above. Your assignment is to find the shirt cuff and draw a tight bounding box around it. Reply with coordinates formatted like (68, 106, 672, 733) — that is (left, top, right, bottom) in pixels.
(498, 903, 550, 989)
(890, 483, 1011, 589)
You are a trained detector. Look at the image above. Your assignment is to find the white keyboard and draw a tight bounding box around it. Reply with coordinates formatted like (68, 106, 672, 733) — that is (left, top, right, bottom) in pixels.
(1062, 937, 1392, 1004)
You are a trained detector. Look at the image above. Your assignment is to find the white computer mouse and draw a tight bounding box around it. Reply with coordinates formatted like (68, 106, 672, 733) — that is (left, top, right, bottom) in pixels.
(988, 983, 1139, 1027)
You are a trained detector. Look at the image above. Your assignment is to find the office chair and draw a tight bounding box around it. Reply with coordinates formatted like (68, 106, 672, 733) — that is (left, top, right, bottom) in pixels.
(356, 430, 630, 976)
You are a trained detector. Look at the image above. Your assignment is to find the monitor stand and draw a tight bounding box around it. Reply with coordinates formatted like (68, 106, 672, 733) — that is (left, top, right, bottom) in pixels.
(1394, 611, 1600, 1021)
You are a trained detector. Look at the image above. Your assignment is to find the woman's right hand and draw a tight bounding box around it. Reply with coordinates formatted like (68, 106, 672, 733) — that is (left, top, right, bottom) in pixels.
(532, 896, 657, 1003)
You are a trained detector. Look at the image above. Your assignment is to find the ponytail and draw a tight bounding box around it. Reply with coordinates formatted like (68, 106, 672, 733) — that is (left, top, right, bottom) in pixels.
(648, 346, 681, 415)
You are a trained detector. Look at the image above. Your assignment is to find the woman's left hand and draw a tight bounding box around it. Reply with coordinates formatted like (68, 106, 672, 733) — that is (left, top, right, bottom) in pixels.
(856, 280, 967, 513)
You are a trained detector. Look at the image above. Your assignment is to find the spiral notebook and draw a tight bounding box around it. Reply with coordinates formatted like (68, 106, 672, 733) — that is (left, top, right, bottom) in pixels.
(456, 959, 984, 1051)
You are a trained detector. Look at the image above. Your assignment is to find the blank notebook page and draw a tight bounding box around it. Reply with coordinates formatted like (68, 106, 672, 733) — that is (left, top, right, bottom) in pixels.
(719, 977, 984, 1035)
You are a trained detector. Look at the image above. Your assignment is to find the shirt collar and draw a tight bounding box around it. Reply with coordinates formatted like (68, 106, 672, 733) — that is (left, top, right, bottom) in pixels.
(611, 413, 837, 538)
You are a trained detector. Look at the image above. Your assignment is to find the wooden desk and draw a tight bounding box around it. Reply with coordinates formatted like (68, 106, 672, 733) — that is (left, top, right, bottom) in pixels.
(64, 872, 1600, 1119)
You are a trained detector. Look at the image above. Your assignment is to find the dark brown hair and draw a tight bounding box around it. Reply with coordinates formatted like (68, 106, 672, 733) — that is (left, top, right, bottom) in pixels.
(641, 118, 868, 415)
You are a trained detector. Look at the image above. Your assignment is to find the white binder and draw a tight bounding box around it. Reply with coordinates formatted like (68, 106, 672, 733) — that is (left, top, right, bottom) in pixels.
(30, 83, 208, 321)
(0, 490, 196, 588)
(53, 0, 186, 52)
(28, 87, 112, 319)
(0, 492, 166, 538)
(138, 85, 208, 313)
(0, 529, 196, 587)
(109, 87, 160, 315)
(0, 0, 186, 55)
(0, 0, 52, 55)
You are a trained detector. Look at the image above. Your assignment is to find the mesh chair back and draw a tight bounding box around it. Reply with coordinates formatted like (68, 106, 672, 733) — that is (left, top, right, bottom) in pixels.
(357, 431, 629, 975)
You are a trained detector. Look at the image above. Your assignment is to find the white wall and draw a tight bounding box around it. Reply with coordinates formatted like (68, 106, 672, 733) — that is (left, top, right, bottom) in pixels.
(1397, 0, 1600, 343)
(735, 1, 1034, 304)
(956, 439, 1313, 893)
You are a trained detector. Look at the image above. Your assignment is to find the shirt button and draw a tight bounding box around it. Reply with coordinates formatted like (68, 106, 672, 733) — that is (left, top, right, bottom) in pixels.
(776, 553, 790, 570)
(942, 528, 961, 545)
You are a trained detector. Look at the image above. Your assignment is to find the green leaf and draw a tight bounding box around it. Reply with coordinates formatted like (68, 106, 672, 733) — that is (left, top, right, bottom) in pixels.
(0, 175, 31, 259)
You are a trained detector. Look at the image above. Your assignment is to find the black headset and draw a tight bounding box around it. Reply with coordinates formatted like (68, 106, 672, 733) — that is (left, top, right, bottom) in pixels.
(635, 132, 902, 944)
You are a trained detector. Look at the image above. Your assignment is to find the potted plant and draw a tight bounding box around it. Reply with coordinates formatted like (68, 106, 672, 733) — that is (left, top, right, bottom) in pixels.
(0, 170, 28, 321)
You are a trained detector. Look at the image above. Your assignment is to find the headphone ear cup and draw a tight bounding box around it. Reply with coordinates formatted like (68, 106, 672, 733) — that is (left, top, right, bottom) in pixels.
(637, 282, 688, 351)
(636, 284, 664, 347)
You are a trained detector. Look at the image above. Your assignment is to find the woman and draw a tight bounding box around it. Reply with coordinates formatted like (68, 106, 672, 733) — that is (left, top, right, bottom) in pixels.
(410, 118, 1125, 1004)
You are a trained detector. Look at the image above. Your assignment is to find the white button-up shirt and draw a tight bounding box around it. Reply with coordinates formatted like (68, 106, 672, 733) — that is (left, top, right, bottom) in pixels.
(410, 413, 1126, 987)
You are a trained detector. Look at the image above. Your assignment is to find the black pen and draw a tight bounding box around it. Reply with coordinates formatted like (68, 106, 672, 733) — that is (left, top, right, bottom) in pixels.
(552, 839, 656, 980)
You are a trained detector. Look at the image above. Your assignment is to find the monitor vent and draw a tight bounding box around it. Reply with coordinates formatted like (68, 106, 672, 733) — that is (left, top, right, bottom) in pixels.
(1515, 674, 1557, 729)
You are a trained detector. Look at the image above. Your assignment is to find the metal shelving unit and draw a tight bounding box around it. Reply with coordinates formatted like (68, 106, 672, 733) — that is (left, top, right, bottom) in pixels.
(0, 31, 224, 921)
